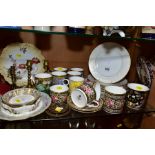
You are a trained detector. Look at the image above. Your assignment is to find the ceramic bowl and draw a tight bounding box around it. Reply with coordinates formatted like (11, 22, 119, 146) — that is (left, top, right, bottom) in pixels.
(2, 88, 41, 108)
(53, 67, 68, 72)
(67, 71, 82, 77)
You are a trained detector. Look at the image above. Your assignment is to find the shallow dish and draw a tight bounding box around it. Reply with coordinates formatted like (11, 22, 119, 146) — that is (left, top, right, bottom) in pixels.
(2, 88, 41, 108)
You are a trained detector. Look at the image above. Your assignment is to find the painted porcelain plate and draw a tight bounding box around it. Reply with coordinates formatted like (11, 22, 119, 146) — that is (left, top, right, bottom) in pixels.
(137, 57, 151, 88)
(89, 42, 131, 83)
(67, 95, 103, 113)
(0, 43, 45, 87)
(0, 92, 51, 121)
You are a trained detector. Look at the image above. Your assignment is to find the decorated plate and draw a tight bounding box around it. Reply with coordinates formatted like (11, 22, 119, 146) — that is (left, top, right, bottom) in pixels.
(89, 42, 131, 83)
(0, 92, 51, 121)
(0, 43, 45, 87)
(136, 57, 152, 88)
(67, 95, 103, 113)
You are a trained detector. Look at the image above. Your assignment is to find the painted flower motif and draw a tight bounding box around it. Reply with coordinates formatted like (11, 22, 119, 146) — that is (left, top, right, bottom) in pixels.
(51, 95, 58, 102)
(18, 64, 26, 69)
(32, 57, 40, 64)
(106, 99, 114, 107)
(81, 85, 93, 95)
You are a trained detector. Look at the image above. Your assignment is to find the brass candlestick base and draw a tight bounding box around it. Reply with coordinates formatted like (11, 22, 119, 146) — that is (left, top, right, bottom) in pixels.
(26, 60, 33, 88)
(44, 60, 49, 73)
(9, 65, 16, 89)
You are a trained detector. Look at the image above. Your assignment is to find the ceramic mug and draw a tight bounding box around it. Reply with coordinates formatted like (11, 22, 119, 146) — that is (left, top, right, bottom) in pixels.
(67, 71, 82, 78)
(103, 85, 126, 114)
(71, 82, 101, 108)
(126, 83, 149, 111)
(34, 26, 50, 31)
(51, 71, 69, 85)
(49, 85, 69, 114)
(34, 73, 52, 94)
(53, 67, 68, 72)
(70, 68, 84, 77)
(69, 76, 84, 92)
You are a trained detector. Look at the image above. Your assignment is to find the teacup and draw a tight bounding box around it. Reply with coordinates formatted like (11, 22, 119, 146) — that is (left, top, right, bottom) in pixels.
(69, 76, 84, 92)
(67, 71, 82, 78)
(53, 67, 68, 72)
(49, 85, 69, 114)
(71, 82, 101, 108)
(103, 85, 126, 114)
(70, 68, 84, 76)
(51, 71, 69, 85)
(34, 73, 52, 94)
(126, 83, 149, 111)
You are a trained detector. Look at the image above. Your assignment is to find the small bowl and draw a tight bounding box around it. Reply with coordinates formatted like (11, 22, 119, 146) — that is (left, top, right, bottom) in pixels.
(2, 88, 41, 108)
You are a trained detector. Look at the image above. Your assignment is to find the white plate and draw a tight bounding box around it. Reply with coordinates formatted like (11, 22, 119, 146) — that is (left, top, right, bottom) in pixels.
(0, 43, 45, 87)
(89, 42, 131, 83)
(0, 92, 51, 121)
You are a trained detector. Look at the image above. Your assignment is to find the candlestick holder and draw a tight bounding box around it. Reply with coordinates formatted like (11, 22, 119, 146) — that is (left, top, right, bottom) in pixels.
(9, 65, 16, 89)
(44, 60, 49, 73)
(26, 60, 33, 88)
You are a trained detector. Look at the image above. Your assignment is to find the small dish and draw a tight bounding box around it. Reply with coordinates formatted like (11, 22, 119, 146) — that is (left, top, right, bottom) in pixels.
(2, 88, 41, 108)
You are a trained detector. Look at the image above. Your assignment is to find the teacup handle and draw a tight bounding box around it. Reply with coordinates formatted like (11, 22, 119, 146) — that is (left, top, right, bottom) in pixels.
(63, 79, 69, 85)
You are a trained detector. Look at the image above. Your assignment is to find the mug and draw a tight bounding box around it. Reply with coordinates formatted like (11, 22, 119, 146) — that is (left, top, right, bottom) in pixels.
(34, 26, 50, 31)
(34, 73, 52, 94)
(70, 68, 84, 77)
(103, 85, 126, 114)
(49, 85, 69, 114)
(71, 81, 101, 108)
(67, 71, 82, 78)
(51, 71, 69, 85)
(53, 67, 67, 72)
(69, 76, 84, 92)
(126, 83, 149, 111)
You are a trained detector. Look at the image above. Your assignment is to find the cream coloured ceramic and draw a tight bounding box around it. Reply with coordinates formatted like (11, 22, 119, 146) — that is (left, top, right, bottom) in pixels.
(67, 71, 82, 78)
(0, 92, 51, 120)
(103, 85, 126, 114)
(34, 26, 50, 31)
(53, 67, 67, 72)
(70, 68, 84, 76)
(89, 42, 131, 84)
(2, 88, 40, 107)
(69, 76, 84, 92)
(35, 73, 52, 94)
(0, 43, 45, 87)
(71, 88, 87, 108)
(126, 83, 149, 111)
(51, 71, 69, 85)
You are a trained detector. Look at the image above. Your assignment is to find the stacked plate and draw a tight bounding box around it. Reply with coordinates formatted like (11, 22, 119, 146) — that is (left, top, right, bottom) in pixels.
(0, 88, 51, 121)
(137, 56, 155, 88)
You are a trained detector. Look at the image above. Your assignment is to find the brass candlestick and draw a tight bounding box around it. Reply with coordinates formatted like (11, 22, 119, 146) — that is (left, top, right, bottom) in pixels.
(10, 65, 16, 89)
(44, 60, 49, 72)
(26, 60, 33, 88)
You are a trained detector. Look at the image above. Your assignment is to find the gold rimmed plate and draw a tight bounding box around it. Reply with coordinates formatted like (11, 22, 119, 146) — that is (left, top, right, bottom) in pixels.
(0, 92, 51, 121)
(0, 43, 45, 87)
(67, 95, 103, 113)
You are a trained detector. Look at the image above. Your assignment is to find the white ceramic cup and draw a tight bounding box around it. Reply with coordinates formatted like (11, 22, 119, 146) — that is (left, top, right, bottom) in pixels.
(34, 26, 50, 31)
(70, 68, 84, 76)
(67, 71, 82, 78)
(51, 71, 69, 85)
(53, 67, 68, 72)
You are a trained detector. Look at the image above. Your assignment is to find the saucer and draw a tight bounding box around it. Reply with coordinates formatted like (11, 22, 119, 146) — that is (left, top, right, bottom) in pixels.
(0, 92, 51, 121)
(67, 95, 103, 113)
